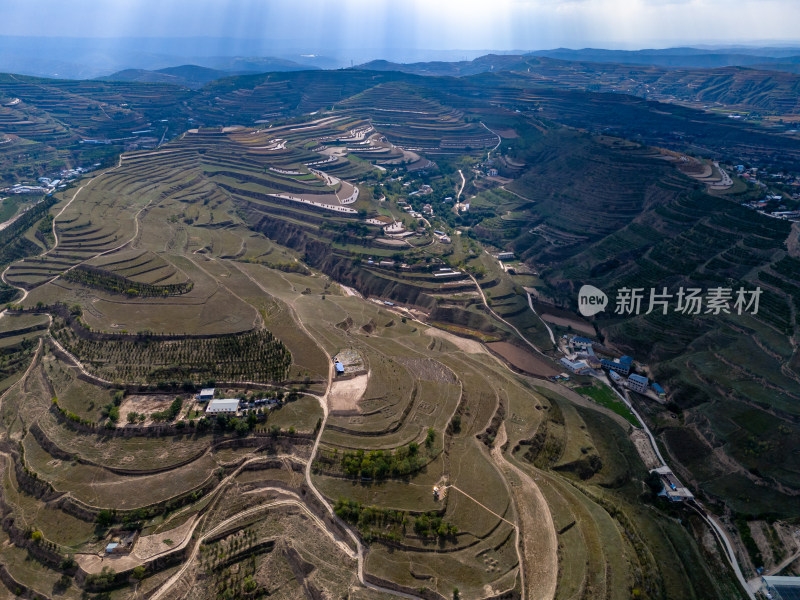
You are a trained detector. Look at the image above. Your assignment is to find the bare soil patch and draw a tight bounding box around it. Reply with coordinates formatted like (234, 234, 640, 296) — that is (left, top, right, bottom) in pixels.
(424, 327, 485, 354)
(540, 314, 595, 336)
(788, 222, 800, 258)
(487, 342, 558, 377)
(76, 552, 143, 575)
(119, 394, 179, 426)
(492, 424, 558, 600)
(134, 515, 198, 560)
(328, 373, 369, 413)
(396, 358, 457, 383)
(630, 429, 661, 470)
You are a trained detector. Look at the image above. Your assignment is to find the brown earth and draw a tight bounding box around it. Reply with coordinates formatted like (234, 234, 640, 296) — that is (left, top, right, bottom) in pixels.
(328, 373, 369, 413)
(540, 314, 596, 336)
(487, 342, 559, 377)
(491, 423, 558, 600)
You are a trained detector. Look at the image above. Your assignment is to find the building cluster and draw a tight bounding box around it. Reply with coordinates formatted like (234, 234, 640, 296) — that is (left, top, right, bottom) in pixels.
(196, 387, 280, 416)
(105, 530, 139, 555)
(397, 199, 424, 219)
(736, 164, 800, 220)
(651, 466, 694, 502)
(408, 184, 433, 197)
(1, 164, 100, 195)
(561, 336, 667, 399)
(432, 229, 451, 243)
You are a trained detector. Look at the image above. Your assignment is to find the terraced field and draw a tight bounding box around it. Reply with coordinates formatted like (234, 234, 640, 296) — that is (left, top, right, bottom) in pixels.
(0, 64, 794, 600)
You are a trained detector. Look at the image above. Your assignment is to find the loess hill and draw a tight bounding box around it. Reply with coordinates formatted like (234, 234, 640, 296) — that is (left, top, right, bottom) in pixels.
(0, 60, 796, 600)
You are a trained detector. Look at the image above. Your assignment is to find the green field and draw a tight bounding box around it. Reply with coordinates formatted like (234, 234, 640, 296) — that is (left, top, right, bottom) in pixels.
(575, 384, 639, 426)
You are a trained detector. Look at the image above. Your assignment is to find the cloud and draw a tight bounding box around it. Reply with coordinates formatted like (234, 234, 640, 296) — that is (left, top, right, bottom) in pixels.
(0, 0, 798, 51)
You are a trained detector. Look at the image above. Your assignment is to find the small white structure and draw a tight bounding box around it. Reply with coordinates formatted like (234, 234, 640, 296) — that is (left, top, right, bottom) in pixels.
(559, 357, 589, 374)
(198, 388, 215, 401)
(206, 398, 240, 415)
(652, 466, 694, 502)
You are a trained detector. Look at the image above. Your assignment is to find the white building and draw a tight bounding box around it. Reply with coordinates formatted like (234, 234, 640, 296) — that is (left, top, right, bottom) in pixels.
(198, 388, 215, 401)
(206, 398, 240, 415)
(627, 374, 649, 394)
(559, 357, 589, 374)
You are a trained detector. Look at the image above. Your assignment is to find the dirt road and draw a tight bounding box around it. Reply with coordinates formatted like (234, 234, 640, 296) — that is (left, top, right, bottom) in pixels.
(490, 423, 557, 600)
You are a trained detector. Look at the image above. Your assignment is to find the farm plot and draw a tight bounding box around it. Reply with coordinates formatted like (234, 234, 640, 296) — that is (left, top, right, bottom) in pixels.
(51, 318, 291, 385)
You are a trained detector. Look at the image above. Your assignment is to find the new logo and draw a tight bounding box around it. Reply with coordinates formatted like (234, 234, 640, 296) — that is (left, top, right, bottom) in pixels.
(578, 285, 608, 317)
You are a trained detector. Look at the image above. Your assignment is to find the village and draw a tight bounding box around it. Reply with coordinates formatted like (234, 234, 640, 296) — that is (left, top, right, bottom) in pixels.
(0, 162, 101, 195)
(733, 164, 800, 221)
(557, 334, 666, 402)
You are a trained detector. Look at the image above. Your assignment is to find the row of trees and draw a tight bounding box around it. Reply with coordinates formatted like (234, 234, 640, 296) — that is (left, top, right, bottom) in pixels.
(334, 499, 458, 543)
(53, 324, 292, 384)
(63, 264, 193, 297)
(413, 512, 458, 540)
(337, 443, 425, 480)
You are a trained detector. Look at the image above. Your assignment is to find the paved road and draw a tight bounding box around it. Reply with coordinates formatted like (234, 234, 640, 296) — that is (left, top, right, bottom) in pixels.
(469, 271, 548, 358)
(476, 263, 753, 598)
(526, 293, 555, 346)
(480, 121, 502, 161)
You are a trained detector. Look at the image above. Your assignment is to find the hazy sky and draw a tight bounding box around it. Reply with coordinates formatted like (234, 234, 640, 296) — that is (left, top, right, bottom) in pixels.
(2, 0, 798, 50)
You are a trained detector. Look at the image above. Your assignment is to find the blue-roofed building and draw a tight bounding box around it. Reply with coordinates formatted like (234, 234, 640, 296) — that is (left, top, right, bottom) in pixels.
(652, 383, 666, 397)
(763, 575, 800, 600)
(569, 336, 594, 352)
(601, 357, 632, 376)
(105, 542, 119, 554)
(627, 373, 649, 394)
(334, 361, 345, 375)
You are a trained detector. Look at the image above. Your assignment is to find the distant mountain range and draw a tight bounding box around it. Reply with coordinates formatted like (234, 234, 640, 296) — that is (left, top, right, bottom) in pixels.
(99, 59, 321, 88)
(3, 35, 800, 81)
(528, 47, 800, 68)
(359, 53, 800, 116)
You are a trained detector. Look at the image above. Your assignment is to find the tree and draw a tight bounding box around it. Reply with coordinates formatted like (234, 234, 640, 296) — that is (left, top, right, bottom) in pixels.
(243, 576, 257, 592)
(131, 566, 146, 580)
(425, 428, 436, 449)
(96, 509, 114, 527)
(450, 414, 462, 434)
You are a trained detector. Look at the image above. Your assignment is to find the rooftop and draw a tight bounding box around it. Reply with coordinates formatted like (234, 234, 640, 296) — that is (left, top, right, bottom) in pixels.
(764, 576, 800, 600)
(628, 374, 648, 384)
(206, 398, 239, 412)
